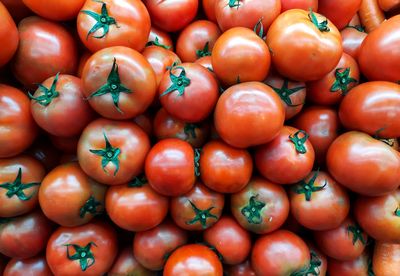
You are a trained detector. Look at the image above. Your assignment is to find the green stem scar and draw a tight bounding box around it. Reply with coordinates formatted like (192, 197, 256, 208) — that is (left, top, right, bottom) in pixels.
(330, 67, 357, 95)
(253, 18, 265, 38)
(394, 207, 400, 217)
(294, 170, 326, 201)
(291, 250, 322, 276)
(160, 66, 191, 97)
(128, 175, 147, 187)
(0, 168, 40, 201)
(184, 123, 198, 139)
(186, 200, 218, 229)
(228, 0, 241, 8)
(89, 132, 121, 176)
(268, 79, 304, 107)
(196, 42, 211, 58)
(308, 9, 330, 32)
(146, 36, 171, 49)
(65, 242, 97, 271)
(241, 195, 266, 224)
(289, 130, 309, 154)
(194, 148, 201, 177)
(81, 0, 118, 39)
(347, 224, 366, 245)
(28, 72, 60, 106)
(79, 196, 102, 218)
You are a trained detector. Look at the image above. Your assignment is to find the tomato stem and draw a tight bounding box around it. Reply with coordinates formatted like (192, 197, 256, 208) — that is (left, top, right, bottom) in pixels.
(0, 168, 40, 201)
(294, 170, 326, 201)
(267, 79, 304, 107)
(28, 72, 60, 106)
(146, 36, 171, 50)
(64, 242, 97, 271)
(253, 18, 265, 38)
(160, 66, 191, 97)
(228, 0, 241, 8)
(184, 123, 199, 140)
(196, 42, 211, 58)
(194, 148, 201, 177)
(79, 195, 102, 218)
(89, 132, 121, 176)
(186, 200, 218, 229)
(241, 195, 266, 224)
(308, 9, 330, 32)
(128, 175, 147, 187)
(347, 224, 366, 245)
(289, 130, 309, 154)
(330, 67, 357, 95)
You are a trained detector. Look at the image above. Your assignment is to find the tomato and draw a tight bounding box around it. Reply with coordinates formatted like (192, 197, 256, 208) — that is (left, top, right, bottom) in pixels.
(378, 0, 400, 11)
(0, 156, 45, 217)
(12, 16, 78, 88)
(314, 217, 368, 261)
(109, 247, 156, 276)
(200, 140, 252, 193)
(133, 220, 188, 270)
(328, 252, 371, 276)
(255, 126, 315, 185)
(306, 245, 328, 276)
(133, 113, 153, 136)
(77, 0, 150, 52)
(252, 230, 310, 276)
(0, 2, 18, 67)
(359, 0, 385, 33)
(354, 189, 400, 243)
(82, 46, 157, 120)
(318, 0, 362, 30)
(195, 56, 214, 72)
(281, 0, 318, 12)
(231, 177, 289, 234)
(226, 260, 256, 276)
(77, 51, 91, 78)
(266, 9, 342, 82)
(212, 27, 270, 86)
(170, 182, 224, 230)
(0, 85, 38, 158)
(203, 0, 217, 22)
(373, 242, 400, 275)
(158, 63, 219, 123)
(143, 0, 198, 32)
(0, 210, 53, 259)
(147, 26, 174, 51)
(204, 216, 251, 265)
(50, 135, 79, 154)
(22, 0, 85, 21)
(46, 221, 117, 276)
(289, 170, 350, 230)
(214, 82, 284, 148)
(164, 244, 223, 276)
(3, 255, 53, 276)
(341, 25, 367, 59)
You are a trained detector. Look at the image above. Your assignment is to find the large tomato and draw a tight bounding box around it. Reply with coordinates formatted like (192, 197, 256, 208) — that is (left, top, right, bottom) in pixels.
(0, 2, 18, 67)
(109, 247, 155, 276)
(22, 0, 85, 21)
(328, 252, 371, 276)
(373, 242, 400, 275)
(3, 255, 53, 276)
(281, 0, 318, 12)
(318, 0, 362, 30)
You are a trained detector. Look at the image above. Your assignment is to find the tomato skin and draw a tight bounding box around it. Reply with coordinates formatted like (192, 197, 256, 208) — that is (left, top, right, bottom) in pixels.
(214, 82, 285, 148)
(373, 242, 400, 275)
(0, 2, 18, 67)
(1, 0, 32, 22)
(202, 0, 217, 22)
(4, 255, 53, 276)
(341, 26, 367, 59)
(378, 0, 400, 11)
(164, 244, 223, 276)
(226, 260, 256, 276)
(22, 0, 85, 21)
(281, 0, 318, 12)
(359, 0, 385, 33)
(109, 247, 155, 276)
(255, 126, 315, 185)
(318, 0, 362, 30)
(195, 55, 214, 72)
(133, 113, 153, 136)
(147, 26, 174, 51)
(328, 252, 370, 276)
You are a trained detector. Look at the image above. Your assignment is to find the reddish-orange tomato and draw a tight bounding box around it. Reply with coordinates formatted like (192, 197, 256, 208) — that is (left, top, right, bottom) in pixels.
(373, 242, 400, 275)
(195, 55, 214, 72)
(359, 0, 385, 33)
(328, 252, 371, 276)
(133, 113, 153, 136)
(109, 247, 155, 276)
(226, 260, 256, 276)
(318, 0, 362, 30)
(0, 2, 18, 67)
(3, 255, 53, 276)
(378, 0, 400, 11)
(202, 0, 217, 22)
(147, 26, 174, 51)
(281, 0, 318, 12)
(22, 0, 85, 21)
(341, 25, 367, 59)
(307, 244, 328, 276)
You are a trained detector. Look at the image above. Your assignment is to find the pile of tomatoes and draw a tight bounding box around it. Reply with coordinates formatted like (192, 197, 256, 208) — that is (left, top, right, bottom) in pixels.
(1, 0, 400, 275)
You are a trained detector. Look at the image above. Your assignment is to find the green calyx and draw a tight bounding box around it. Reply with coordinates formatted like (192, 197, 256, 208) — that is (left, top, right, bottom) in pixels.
(145, 36, 171, 49)
(241, 195, 266, 224)
(308, 9, 330, 32)
(0, 168, 40, 201)
(253, 18, 265, 38)
(0, 217, 13, 224)
(330, 67, 357, 95)
(128, 175, 147, 188)
(184, 123, 198, 140)
(65, 242, 97, 271)
(394, 207, 400, 217)
(289, 130, 309, 154)
(291, 251, 322, 276)
(89, 132, 121, 176)
(346, 25, 366, 32)
(79, 196, 102, 218)
(347, 224, 366, 245)
(81, 0, 118, 39)
(186, 200, 218, 229)
(268, 79, 304, 107)
(194, 148, 201, 177)
(160, 66, 191, 97)
(87, 58, 131, 113)
(294, 170, 326, 201)
(380, 138, 395, 147)
(196, 42, 211, 58)
(228, 0, 241, 8)
(29, 72, 60, 106)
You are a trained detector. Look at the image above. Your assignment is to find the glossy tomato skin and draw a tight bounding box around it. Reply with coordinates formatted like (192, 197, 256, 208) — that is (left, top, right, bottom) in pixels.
(164, 244, 223, 276)
(252, 230, 310, 276)
(147, 26, 174, 51)
(373, 242, 400, 275)
(0, 2, 18, 67)
(339, 82, 400, 138)
(212, 27, 270, 86)
(109, 247, 156, 276)
(327, 131, 400, 196)
(0, 155, 45, 217)
(77, 0, 150, 52)
(267, 9, 342, 82)
(318, 0, 362, 30)
(341, 25, 367, 59)
(0, 85, 38, 158)
(12, 16, 78, 88)
(3, 255, 53, 276)
(231, 177, 289, 234)
(195, 55, 214, 72)
(281, 0, 318, 12)
(214, 82, 285, 148)
(328, 252, 371, 276)
(0, 210, 53, 259)
(203, 0, 217, 22)
(46, 221, 117, 276)
(22, 0, 85, 21)
(226, 260, 256, 276)
(255, 126, 315, 185)
(133, 221, 188, 270)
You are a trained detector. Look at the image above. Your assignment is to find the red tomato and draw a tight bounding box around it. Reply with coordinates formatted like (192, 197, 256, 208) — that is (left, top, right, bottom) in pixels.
(77, 51, 91, 78)
(0, 2, 18, 67)
(281, 0, 318, 12)
(359, 0, 385, 33)
(226, 260, 256, 276)
(202, 0, 217, 22)
(318, 0, 362, 30)
(328, 252, 371, 276)
(22, 0, 85, 20)
(341, 25, 367, 59)
(194, 55, 214, 72)
(147, 26, 174, 51)
(378, 0, 400, 11)
(133, 113, 153, 136)
(109, 247, 156, 276)
(306, 245, 328, 276)
(373, 242, 400, 275)
(3, 255, 53, 276)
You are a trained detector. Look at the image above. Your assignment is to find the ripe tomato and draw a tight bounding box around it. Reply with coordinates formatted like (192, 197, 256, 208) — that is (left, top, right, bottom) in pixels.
(214, 82, 284, 148)
(195, 55, 214, 72)
(289, 170, 350, 230)
(82, 46, 157, 120)
(200, 140, 252, 193)
(318, 0, 362, 30)
(341, 25, 367, 59)
(373, 242, 400, 275)
(77, 0, 150, 52)
(306, 245, 328, 276)
(147, 26, 174, 51)
(109, 247, 156, 276)
(77, 51, 91, 78)
(0, 210, 53, 259)
(22, 0, 85, 21)
(0, 85, 38, 158)
(231, 177, 289, 234)
(0, 156, 45, 217)
(170, 182, 224, 230)
(359, 0, 385, 33)
(252, 230, 310, 276)
(0, 2, 18, 67)
(266, 9, 342, 81)
(378, 0, 400, 11)
(204, 216, 251, 265)
(12, 16, 78, 88)
(212, 27, 270, 86)
(46, 221, 117, 276)
(226, 260, 256, 276)
(328, 252, 371, 276)
(133, 113, 153, 136)
(255, 126, 315, 185)
(203, 0, 217, 22)
(281, 0, 318, 12)
(133, 220, 188, 270)
(164, 244, 223, 276)
(3, 255, 53, 276)
(327, 131, 400, 196)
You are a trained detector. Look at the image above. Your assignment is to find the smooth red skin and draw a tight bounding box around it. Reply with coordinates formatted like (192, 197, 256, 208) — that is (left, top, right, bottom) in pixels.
(133, 221, 188, 270)
(314, 217, 368, 261)
(358, 16, 400, 82)
(379, 0, 400, 11)
(339, 82, 400, 138)
(327, 131, 400, 196)
(82, 46, 157, 120)
(164, 244, 223, 276)
(226, 260, 256, 276)
(4, 255, 53, 276)
(12, 16, 77, 88)
(78, 118, 150, 185)
(22, 0, 84, 21)
(143, 0, 198, 32)
(328, 252, 370, 276)
(255, 126, 315, 185)
(145, 139, 195, 197)
(159, 63, 219, 123)
(318, 0, 362, 30)
(373, 242, 400, 275)
(293, 106, 340, 164)
(212, 27, 271, 86)
(281, 0, 318, 12)
(359, 0, 385, 33)
(341, 27, 367, 59)
(214, 82, 285, 148)
(290, 171, 350, 231)
(0, 85, 38, 158)
(133, 113, 152, 136)
(50, 135, 79, 154)
(109, 247, 155, 276)
(231, 177, 289, 234)
(354, 190, 400, 243)
(0, 211, 53, 259)
(0, 2, 18, 67)
(147, 26, 174, 51)
(252, 230, 310, 276)
(26, 138, 61, 172)
(39, 163, 107, 227)
(195, 56, 214, 73)
(46, 222, 117, 276)
(77, 51, 91, 78)
(202, 0, 217, 22)
(204, 216, 251, 265)
(170, 182, 225, 231)
(0, 156, 45, 217)
(307, 53, 360, 106)
(200, 140, 252, 193)
(1, 0, 32, 22)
